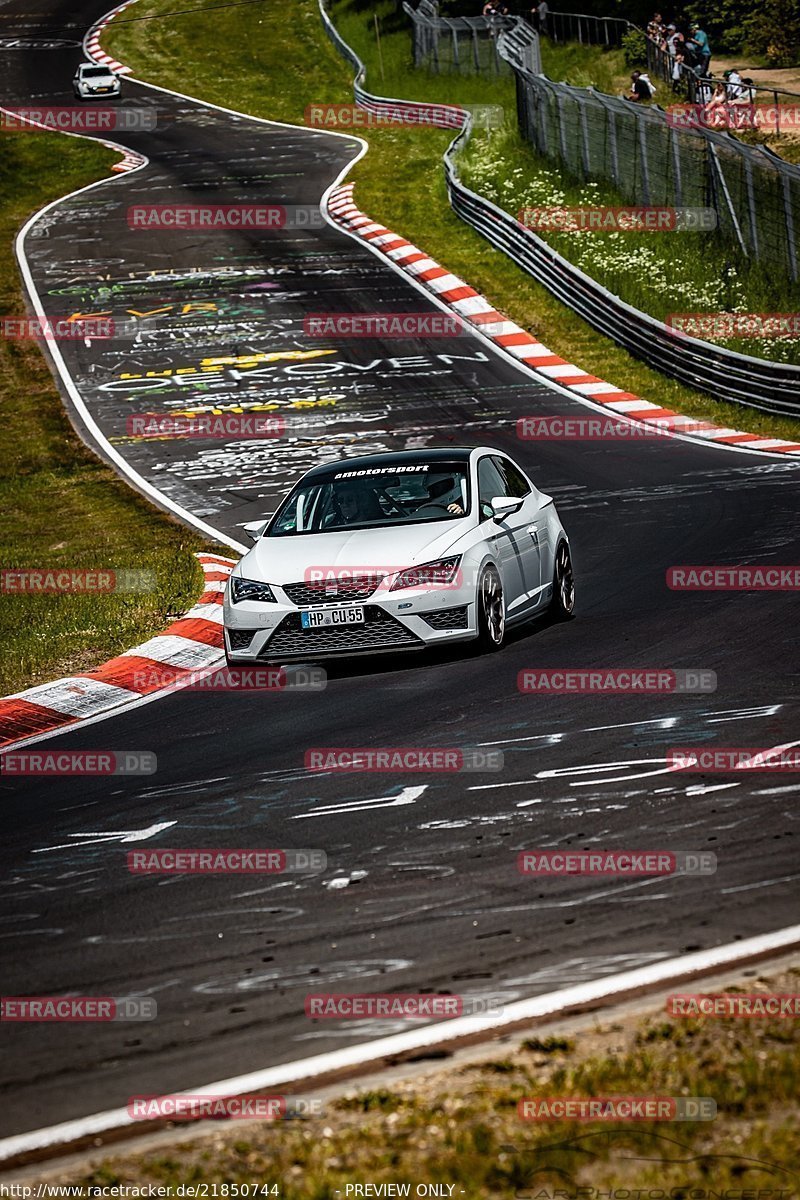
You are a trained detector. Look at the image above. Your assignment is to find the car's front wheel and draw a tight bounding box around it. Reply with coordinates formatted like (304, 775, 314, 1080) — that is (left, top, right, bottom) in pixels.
(549, 540, 575, 620)
(476, 564, 505, 652)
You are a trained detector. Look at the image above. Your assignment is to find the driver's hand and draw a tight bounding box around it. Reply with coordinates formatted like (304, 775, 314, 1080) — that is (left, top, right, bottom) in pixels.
(447, 503, 464, 515)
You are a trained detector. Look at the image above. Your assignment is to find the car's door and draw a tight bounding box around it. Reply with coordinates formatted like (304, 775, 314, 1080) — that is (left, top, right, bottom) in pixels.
(476, 455, 526, 608)
(490, 455, 543, 611)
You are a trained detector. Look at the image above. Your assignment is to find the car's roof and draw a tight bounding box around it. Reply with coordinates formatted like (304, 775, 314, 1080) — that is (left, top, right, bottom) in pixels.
(304, 448, 477, 479)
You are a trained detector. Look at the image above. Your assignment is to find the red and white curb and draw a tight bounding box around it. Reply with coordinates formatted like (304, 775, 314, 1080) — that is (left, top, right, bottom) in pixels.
(83, 0, 147, 171)
(327, 183, 800, 457)
(83, 0, 136, 76)
(0, 555, 235, 750)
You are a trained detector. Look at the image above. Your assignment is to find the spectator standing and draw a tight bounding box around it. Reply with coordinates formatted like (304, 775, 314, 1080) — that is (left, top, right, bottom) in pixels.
(688, 23, 711, 74)
(671, 48, 685, 91)
(647, 10, 665, 40)
(537, 0, 548, 35)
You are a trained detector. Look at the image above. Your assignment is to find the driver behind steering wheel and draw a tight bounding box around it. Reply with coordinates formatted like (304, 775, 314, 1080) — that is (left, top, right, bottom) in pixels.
(425, 475, 464, 516)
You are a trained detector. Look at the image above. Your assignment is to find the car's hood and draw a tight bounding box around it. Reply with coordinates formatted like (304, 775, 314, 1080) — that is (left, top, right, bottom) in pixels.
(82, 74, 115, 83)
(238, 521, 469, 584)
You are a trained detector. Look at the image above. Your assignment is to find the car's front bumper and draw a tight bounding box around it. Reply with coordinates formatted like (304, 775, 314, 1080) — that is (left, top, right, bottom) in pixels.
(223, 586, 478, 662)
(76, 86, 120, 97)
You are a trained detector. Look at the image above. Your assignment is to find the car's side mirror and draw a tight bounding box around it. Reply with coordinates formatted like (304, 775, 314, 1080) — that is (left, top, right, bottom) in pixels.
(242, 519, 268, 541)
(490, 496, 523, 519)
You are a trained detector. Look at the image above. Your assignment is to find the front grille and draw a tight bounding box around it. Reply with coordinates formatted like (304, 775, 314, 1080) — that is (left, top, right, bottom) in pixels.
(282, 575, 384, 606)
(420, 605, 469, 630)
(262, 606, 422, 657)
(228, 628, 258, 650)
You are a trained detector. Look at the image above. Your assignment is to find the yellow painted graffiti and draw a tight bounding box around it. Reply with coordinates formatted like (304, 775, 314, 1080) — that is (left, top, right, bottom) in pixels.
(169, 395, 344, 417)
(119, 349, 335, 381)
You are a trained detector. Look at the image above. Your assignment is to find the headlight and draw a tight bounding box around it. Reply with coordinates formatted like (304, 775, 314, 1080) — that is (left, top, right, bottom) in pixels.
(389, 557, 462, 592)
(229, 576, 276, 604)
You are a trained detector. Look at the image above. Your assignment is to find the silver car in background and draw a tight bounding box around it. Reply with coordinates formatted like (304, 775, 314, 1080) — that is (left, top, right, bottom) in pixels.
(73, 63, 121, 99)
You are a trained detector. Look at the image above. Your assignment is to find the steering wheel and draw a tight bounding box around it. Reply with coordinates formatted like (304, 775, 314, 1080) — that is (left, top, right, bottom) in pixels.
(413, 502, 452, 516)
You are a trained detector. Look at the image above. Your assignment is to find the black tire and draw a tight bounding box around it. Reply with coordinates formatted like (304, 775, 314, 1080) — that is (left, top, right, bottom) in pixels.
(549, 540, 575, 620)
(477, 564, 506, 651)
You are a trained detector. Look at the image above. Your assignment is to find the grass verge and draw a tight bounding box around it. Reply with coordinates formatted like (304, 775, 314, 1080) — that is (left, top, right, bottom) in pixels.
(0, 130, 213, 695)
(108, 0, 800, 443)
(29, 964, 800, 1195)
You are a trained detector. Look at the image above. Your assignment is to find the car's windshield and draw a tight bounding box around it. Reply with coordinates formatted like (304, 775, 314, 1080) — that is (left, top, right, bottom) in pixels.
(82, 66, 113, 77)
(268, 461, 470, 536)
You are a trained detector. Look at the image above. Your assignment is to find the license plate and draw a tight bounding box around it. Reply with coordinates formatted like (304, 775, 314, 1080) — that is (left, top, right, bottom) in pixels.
(301, 607, 365, 629)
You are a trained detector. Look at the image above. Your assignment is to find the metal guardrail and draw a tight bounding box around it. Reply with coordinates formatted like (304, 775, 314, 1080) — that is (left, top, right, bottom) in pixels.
(318, 0, 800, 418)
(546, 11, 634, 47)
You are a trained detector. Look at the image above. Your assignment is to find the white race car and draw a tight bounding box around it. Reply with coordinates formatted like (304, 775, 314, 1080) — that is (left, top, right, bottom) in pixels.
(73, 63, 121, 99)
(223, 447, 574, 663)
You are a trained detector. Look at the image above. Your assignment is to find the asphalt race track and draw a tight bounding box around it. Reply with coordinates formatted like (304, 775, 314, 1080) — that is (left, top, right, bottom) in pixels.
(0, 0, 799, 1142)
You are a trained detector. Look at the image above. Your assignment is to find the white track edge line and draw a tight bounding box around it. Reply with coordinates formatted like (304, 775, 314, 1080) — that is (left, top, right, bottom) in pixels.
(1, 921, 798, 1162)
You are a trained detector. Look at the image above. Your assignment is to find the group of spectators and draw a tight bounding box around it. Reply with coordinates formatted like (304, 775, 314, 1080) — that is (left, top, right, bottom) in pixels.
(643, 12, 757, 107)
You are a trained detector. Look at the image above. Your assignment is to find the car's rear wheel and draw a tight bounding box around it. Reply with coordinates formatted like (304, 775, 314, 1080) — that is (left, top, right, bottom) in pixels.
(477, 564, 505, 651)
(550, 540, 575, 620)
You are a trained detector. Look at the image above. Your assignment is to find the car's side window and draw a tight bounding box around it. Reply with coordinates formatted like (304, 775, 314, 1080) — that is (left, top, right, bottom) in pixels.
(492, 456, 531, 499)
(478, 457, 509, 520)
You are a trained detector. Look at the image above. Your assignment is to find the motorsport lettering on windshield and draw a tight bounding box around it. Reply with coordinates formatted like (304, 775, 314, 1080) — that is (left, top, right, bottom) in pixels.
(333, 466, 429, 478)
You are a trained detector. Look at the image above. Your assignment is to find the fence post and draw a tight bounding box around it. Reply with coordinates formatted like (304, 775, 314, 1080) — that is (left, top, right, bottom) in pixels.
(743, 155, 759, 262)
(781, 173, 798, 281)
(709, 143, 748, 257)
(607, 105, 619, 188)
(670, 126, 682, 207)
(556, 89, 569, 165)
(638, 115, 651, 206)
(578, 99, 591, 176)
